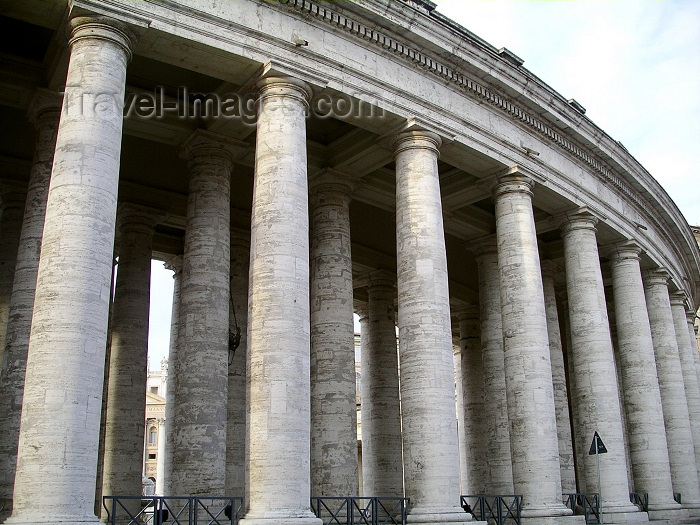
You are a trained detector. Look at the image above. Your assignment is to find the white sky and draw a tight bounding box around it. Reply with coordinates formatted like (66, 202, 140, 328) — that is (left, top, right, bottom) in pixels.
(147, 0, 700, 369)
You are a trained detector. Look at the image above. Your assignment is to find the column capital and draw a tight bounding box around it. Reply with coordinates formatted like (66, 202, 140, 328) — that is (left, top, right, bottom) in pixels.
(230, 227, 251, 251)
(179, 129, 248, 165)
(308, 168, 358, 196)
(256, 75, 312, 108)
(116, 203, 163, 233)
(483, 164, 545, 198)
(553, 206, 600, 235)
(389, 130, 441, 158)
(540, 259, 562, 279)
(669, 291, 689, 309)
(467, 234, 498, 258)
(686, 309, 698, 324)
(164, 255, 183, 275)
(355, 269, 396, 291)
(69, 15, 138, 61)
(26, 88, 63, 124)
(604, 240, 642, 263)
(453, 304, 480, 322)
(641, 268, 671, 287)
(354, 302, 369, 322)
(0, 180, 27, 211)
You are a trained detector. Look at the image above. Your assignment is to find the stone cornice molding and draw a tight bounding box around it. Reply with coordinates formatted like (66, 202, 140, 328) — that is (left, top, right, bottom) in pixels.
(68, 15, 139, 61)
(256, 73, 313, 110)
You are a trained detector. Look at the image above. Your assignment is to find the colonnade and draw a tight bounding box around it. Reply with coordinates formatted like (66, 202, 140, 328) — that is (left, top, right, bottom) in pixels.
(0, 12, 699, 525)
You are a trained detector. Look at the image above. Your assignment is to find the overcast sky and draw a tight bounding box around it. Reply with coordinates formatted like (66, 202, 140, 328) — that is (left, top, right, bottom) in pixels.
(147, 0, 700, 369)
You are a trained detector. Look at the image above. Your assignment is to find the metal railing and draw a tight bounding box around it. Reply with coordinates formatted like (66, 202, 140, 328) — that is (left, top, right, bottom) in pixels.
(102, 496, 243, 525)
(629, 492, 648, 513)
(310, 497, 409, 525)
(460, 495, 522, 525)
(563, 493, 600, 523)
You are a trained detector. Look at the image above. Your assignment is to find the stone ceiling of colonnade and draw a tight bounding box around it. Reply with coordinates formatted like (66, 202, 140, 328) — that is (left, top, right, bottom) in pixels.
(0, 5, 635, 310)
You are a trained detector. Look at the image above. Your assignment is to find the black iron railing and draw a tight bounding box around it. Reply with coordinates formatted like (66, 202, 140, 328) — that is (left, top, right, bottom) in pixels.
(563, 493, 600, 523)
(460, 495, 522, 525)
(102, 496, 243, 525)
(310, 497, 409, 525)
(629, 492, 648, 513)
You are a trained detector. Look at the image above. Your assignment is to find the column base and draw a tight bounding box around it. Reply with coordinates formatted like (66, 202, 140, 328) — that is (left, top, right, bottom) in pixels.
(238, 511, 322, 525)
(520, 517, 586, 524)
(4, 514, 100, 525)
(600, 510, 650, 523)
(647, 507, 690, 523)
(407, 506, 480, 523)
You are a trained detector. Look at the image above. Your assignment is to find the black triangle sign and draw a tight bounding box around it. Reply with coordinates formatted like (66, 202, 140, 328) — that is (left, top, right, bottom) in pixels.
(588, 431, 608, 455)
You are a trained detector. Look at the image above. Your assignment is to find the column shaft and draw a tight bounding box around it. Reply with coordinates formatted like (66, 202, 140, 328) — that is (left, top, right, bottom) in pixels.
(310, 173, 358, 497)
(6, 16, 134, 524)
(155, 418, 166, 495)
(240, 77, 320, 525)
(393, 130, 466, 523)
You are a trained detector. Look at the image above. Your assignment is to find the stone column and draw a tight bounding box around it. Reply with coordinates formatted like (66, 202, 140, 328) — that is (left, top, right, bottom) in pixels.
(608, 242, 680, 514)
(689, 312, 700, 390)
(456, 307, 487, 495)
(472, 237, 513, 494)
(541, 261, 576, 495)
(162, 255, 182, 495)
(227, 229, 250, 497)
(5, 15, 135, 525)
(670, 293, 700, 487)
(360, 273, 403, 497)
(155, 418, 166, 495)
(0, 89, 60, 508)
(452, 341, 468, 495)
(643, 271, 700, 510)
(492, 169, 570, 520)
(393, 130, 466, 523)
(0, 183, 27, 368)
(557, 212, 640, 519)
(169, 130, 239, 496)
(101, 205, 158, 510)
(239, 76, 320, 525)
(309, 169, 358, 497)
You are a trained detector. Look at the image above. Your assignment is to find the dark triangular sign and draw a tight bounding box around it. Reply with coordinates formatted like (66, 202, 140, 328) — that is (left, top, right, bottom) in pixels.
(588, 431, 608, 455)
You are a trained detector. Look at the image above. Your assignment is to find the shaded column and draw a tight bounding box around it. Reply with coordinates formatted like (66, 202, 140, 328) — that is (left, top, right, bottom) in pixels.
(452, 339, 468, 495)
(226, 229, 250, 497)
(360, 272, 403, 497)
(456, 306, 487, 495)
(310, 169, 358, 497)
(557, 211, 639, 518)
(162, 255, 182, 495)
(541, 261, 576, 495)
(6, 15, 135, 524)
(156, 418, 166, 495)
(0, 89, 60, 508)
(643, 271, 700, 510)
(239, 76, 320, 525)
(393, 130, 467, 523)
(101, 205, 158, 509)
(608, 241, 679, 514)
(492, 169, 569, 520)
(472, 237, 513, 494)
(170, 130, 240, 496)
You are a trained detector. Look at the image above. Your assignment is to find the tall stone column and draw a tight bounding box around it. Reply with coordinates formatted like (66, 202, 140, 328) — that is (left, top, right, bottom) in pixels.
(456, 307, 487, 495)
(472, 237, 513, 494)
(688, 311, 700, 389)
(101, 205, 158, 510)
(5, 15, 135, 525)
(162, 255, 182, 495)
(393, 130, 466, 523)
(0, 89, 60, 508)
(155, 418, 166, 495)
(608, 242, 680, 514)
(557, 212, 641, 520)
(669, 293, 700, 487)
(0, 183, 27, 367)
(239, 76, 320, 525)
(540, 261, 576, 495)
(169, 130, 239, 496)
(643, 271, 700, 510)
(309, 169, 358, 497)
(453, 340, 468, 495)
(227, 229, 250, 497)
(492, 169, 570, 520)
(360, 273, 403, 497)
(357, 305, 369, 498)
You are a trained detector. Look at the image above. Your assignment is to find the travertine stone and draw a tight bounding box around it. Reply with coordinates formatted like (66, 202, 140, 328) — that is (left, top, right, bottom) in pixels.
(643, 271, 700, 509)
(360, 273, 403, 497)
(0, 90, 60, 507)
(393, 130, 467, 523)
(0, 185, 27, 371)
(558, 213, 639, 517)
(540, 261, 576, 495)
(162, 255, 182, 495)
(356, 305, 370, 498)
(309, 170, 358, 497)
(101, 205, 158, 512)
(689, 312, 700, 393)
(669, 293, 700, 488)
(493, 171, 569, 519)
(239, 76, 320, 525)
(453, 340, 468, 495)
(5, 16, 135, 525)
(156, 418, 166, 495)
(472, 237, 513, 494)
(226, 230, 250, 497)
(608, 242, 678, 511)
(170, 130, 240, 496)
(456, 306, 487, 495)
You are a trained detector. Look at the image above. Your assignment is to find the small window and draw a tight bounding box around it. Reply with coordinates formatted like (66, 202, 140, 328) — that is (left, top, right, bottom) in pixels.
(150, 386, 158, 395)
(149, 428, 157, 444)
(148, 453, 156, 460)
